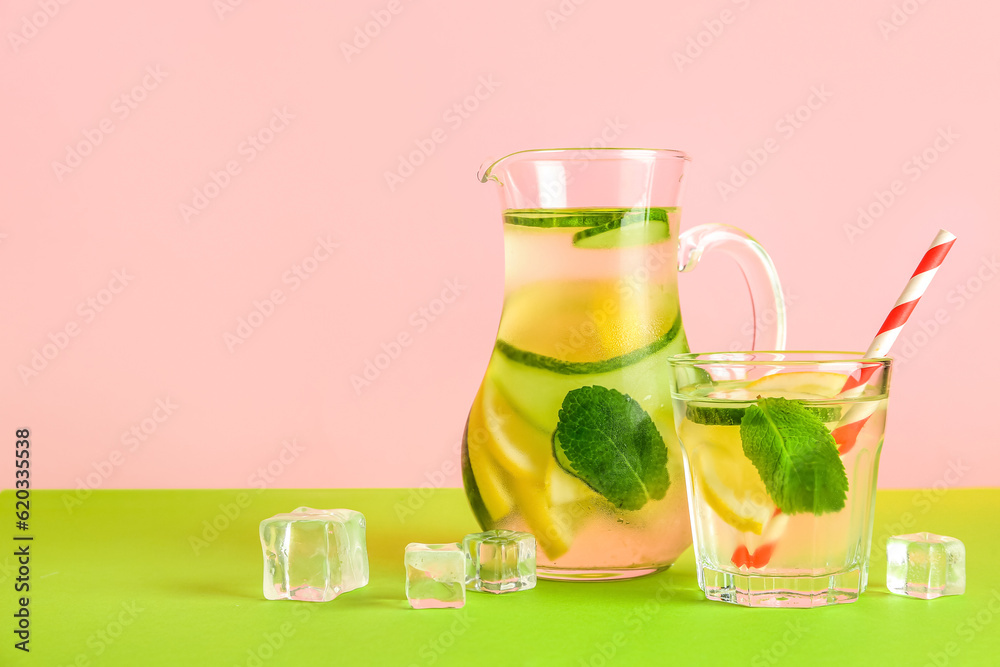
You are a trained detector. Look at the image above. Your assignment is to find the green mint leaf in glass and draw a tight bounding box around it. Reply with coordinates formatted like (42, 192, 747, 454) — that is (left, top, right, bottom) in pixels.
(739, 397, 848, 515)
(552, 386, 669, 511)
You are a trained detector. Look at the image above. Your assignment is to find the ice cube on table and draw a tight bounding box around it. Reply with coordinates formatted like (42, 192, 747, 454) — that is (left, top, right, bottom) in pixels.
(259, 507, 369, 602)
(405, 543, 466, 609)
(463, 529, 536, 594)
(886, 532, 965, 599)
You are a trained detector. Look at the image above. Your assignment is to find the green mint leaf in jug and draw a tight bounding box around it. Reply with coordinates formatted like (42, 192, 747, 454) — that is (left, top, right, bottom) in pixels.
(553, 386, 670, 511)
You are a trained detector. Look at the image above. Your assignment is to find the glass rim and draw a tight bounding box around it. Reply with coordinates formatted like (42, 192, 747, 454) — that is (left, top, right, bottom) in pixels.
(667, 350, 892, 367)
(479, 147, 690, 183)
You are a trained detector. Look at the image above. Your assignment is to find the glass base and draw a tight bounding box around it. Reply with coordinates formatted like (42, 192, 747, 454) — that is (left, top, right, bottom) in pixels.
(701, 566, 862, 607)
(538, 564, 669, 581)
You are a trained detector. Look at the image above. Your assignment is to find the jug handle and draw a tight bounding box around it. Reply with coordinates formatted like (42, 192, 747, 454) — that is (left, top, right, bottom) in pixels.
(678, 224, 787, 350)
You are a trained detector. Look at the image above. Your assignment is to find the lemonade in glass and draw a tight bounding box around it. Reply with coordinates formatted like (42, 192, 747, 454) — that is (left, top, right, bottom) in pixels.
(669, 352, 890, 607)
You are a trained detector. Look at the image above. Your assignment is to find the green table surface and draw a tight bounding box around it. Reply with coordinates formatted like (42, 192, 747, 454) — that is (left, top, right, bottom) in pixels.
(1, 488, 998, 666)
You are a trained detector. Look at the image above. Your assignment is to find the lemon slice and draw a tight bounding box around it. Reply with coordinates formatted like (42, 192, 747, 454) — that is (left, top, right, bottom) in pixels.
(746, 371, 847, 398)
(545, 459, 596, 506)
(465, 388, 516, 521)
(467, 379, 604, 559)
(698, 463, 768, 534)
(496, 279, 680, 365)
(680, 419, 772, 534)
(488, 460, 602, 561)
(489, 279, 684, 432)
(477, 381, 550, 478)
(464, 438, 514, 522)
(511, 478, 577, 560)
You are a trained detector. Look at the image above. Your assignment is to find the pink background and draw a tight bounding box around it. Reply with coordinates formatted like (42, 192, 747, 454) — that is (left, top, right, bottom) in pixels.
(2, 0, 997, 492)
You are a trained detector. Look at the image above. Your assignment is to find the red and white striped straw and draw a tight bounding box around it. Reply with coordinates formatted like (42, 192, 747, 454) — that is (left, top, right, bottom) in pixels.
(734, 229, 956, 569)
(832, 228, 957, 453)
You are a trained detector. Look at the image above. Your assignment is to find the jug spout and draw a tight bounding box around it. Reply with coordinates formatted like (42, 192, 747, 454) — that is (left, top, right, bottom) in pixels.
(477, 149, 539, 186)
(479, 149, 556, 209)
(477, 147, 689, 211)
(477, 154, 505, 184)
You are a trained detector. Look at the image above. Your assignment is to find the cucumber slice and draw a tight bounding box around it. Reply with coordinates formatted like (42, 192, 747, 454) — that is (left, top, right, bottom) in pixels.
(504, 209, 621, 228)
(495, 314, 683, 376)
(572, 210, 672, 249)
(504, 207, 673, 232)
(489, 331, 686, 435)
(685, 403, 841, 426)
(684, 405, 751, 426)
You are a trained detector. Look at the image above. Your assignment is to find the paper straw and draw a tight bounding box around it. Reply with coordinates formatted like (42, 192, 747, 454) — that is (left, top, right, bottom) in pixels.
(734, 229, 957, 569)
(832, 229, 957, 453)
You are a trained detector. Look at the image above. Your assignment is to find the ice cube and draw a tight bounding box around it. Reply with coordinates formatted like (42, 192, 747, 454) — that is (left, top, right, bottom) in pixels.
(259, 507, 369, 601)
(886, 532, 965, 599)
(463, 529, 536, 594)
(405, 543, 465, 609)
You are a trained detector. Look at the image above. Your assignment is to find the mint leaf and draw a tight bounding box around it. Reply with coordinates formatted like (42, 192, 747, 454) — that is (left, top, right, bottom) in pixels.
(739, 397, 848, 515)
(552, 386, 669, 510)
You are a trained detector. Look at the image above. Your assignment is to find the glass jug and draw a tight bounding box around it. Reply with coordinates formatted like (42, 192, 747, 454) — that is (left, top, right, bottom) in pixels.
(462, 148, 786, 580)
